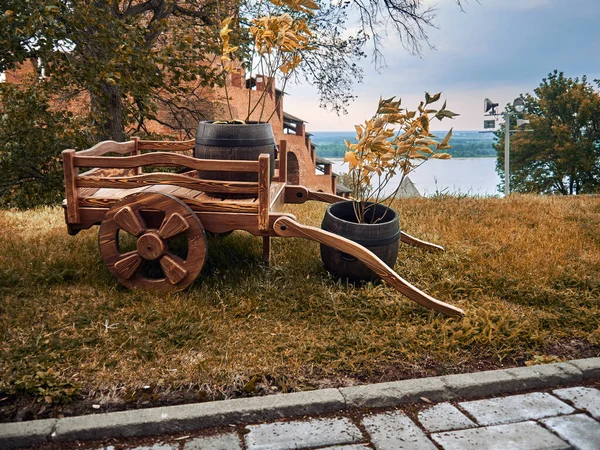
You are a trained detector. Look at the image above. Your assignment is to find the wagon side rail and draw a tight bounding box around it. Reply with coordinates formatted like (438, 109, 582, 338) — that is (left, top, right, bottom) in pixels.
(62, 146, 270, 228)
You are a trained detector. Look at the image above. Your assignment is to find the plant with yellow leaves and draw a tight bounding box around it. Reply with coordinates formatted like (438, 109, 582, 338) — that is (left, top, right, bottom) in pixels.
(344, 93, 458, 223)
(218, 0, 318, 123)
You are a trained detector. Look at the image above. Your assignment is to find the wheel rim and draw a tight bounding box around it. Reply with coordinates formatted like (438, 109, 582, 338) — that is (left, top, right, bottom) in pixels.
(98, 192, 206, 292)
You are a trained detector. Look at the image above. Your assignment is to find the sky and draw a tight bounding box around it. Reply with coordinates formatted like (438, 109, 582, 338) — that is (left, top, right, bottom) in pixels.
(283, 0, 600, 131)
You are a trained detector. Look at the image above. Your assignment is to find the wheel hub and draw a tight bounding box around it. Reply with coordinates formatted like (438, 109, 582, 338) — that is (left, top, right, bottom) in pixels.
(137, 231, 165, 260)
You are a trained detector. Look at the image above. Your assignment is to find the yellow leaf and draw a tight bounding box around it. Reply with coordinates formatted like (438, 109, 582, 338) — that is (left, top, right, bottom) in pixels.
(344, 151, 358, 168)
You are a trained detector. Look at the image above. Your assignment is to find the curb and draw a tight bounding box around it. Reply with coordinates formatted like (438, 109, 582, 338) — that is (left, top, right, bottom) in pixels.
(1, 357, 598, 449)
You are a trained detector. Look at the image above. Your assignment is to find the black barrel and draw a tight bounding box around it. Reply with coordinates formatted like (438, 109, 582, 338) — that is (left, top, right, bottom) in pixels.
(194, 122, 276, 186)
(320, 201, 400, 281)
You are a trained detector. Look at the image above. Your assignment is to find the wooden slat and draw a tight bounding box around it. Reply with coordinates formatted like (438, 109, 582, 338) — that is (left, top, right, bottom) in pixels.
(78, 167, 135, 178)
(195, 212, 296, 235)
(76, 173, 259, 194)
(62, 149, 80, 223)
(76, 140, 136, 156)
(77, 196, 259, 214)
(258, 154, 270, 232)
(137, 139, 195, 152)
(132, 137, 143, 175)
(269, 182, 286, 212)
(73, 152, 259, 173)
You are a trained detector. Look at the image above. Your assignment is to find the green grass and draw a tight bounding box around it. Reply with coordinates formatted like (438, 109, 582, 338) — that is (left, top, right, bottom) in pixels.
(1, 196, 599, 416)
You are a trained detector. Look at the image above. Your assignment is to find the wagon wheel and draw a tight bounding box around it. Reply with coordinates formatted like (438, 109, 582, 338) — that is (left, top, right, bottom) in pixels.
(98, 192, 207, 292)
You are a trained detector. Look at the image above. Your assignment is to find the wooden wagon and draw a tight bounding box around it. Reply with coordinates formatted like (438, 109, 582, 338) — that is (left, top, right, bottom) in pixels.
(62, 138, 464, 317)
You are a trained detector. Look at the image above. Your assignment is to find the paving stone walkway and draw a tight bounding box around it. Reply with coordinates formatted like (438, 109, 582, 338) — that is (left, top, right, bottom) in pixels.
(89, 385, 600, 450)
(3, 360, 600, 449)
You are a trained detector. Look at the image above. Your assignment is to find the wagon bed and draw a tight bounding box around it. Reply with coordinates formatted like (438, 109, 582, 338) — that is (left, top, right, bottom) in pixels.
(62, 138, 463, 317)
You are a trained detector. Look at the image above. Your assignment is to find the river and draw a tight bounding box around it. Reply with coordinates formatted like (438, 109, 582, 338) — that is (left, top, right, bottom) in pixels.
(329, 157, 502, 197)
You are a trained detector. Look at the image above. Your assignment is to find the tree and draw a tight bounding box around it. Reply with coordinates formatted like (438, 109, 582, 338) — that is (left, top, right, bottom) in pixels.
(495, 71, 600, 195)
(1, 0, 464, 141)
(1, 0, 464, 207)
(0, 82, 93, 208)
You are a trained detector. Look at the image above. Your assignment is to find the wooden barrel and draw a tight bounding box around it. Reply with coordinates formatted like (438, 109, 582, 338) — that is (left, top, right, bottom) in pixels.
(194, 122, 276, 185)
(320, 201, 400, 281)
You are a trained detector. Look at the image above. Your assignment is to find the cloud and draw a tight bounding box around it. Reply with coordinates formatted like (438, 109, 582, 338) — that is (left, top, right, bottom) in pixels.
(284, 0, 600, 131)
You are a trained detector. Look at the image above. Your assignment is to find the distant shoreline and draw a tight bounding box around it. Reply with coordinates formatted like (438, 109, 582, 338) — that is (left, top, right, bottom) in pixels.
(311, 130, 497, 159)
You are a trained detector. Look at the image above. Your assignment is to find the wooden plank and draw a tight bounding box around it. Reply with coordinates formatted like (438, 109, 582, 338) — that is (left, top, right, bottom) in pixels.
(278, 139, 287, 183)
(78, 167, 135, 178)
(145, 185, 181, 195)
(269, 182, 286, 212)
(76, 173, 259, 194)
(62, 149, 80, 223)
(138, 139, 195, 152)
(258, 154, 270, 232)
(168, 187, 198, 199)
(76, 140, 136, 156)
(195, 212, 296, 235)
(78, 187, 100, 197)
(73, 153, 259, 173)
(78, 196, 259, 214)
(272, 216, 464, 317)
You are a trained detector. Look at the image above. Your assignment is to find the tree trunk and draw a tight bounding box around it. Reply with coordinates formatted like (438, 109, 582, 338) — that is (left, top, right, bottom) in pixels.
(90, 82, 125, 142)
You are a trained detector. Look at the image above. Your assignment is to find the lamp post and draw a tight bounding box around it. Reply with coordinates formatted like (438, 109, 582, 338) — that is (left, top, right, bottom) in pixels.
(484, 97, 526, 196)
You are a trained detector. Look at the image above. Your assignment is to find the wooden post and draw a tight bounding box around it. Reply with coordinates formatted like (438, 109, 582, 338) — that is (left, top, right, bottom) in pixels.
(62, 149, 80, 224)
(262, 236, 271, 265)
(278, 139, 287, 183)
(132, 137, 142, 175)
(258, 153, 270, 232)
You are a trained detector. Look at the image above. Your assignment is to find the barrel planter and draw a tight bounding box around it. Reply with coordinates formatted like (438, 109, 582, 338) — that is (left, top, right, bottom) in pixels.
(320, 201, 400, 281)
(194, 121, 276, 197)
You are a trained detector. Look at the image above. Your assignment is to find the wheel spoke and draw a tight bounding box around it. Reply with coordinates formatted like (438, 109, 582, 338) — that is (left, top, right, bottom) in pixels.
(114, 206, 145, 236)
(160, 253, 188, 285)
(114, 251, 142, 279)
(158, 212, 189, 239)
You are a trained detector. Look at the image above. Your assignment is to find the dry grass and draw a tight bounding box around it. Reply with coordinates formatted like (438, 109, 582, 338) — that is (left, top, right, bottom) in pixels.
(1, 195, 599, 417)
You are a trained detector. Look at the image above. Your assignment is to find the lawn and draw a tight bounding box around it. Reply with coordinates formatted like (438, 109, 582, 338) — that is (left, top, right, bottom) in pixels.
(1, 195, 599, 421)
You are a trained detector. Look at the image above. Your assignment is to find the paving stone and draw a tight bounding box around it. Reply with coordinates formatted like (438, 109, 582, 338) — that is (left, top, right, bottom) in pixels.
(340, 377, 449, 409)
(553, 386, 600, 419)
(441, 369, 516, 399)
(567, 357, 600, 379)
(431, 421, 570, 450)
(183, 432, 243, 449)
(131, 445, 176, 450)
(244, 417, 363, 450)
(362, 410, 437, 450)
(53, 388, 345, 441)
(417, 402, 477, 432)
(504, 363, 582, 390)
(541, 414, 600, 450)
(0, 418, 56, 449)
(318, 445, 371, 450)
(459, 392, 574, 426)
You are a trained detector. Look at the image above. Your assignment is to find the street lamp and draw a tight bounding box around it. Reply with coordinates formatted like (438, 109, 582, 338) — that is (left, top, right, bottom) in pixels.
(484, 97, 527, 196)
